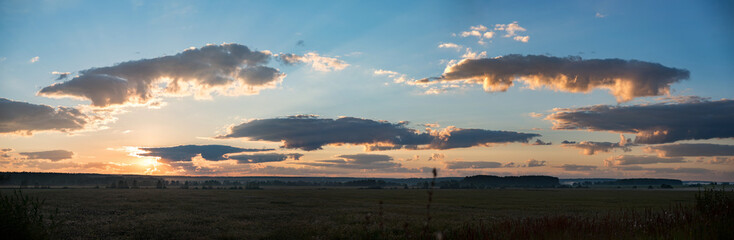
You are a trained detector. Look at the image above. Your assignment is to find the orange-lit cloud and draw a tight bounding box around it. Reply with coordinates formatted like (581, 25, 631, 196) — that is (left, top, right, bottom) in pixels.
(417, 55, 689, 102)
(38, 43, 285, 108)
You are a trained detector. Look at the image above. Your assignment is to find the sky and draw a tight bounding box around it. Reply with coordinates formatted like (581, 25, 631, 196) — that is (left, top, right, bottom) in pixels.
(1, 0, 733, 181)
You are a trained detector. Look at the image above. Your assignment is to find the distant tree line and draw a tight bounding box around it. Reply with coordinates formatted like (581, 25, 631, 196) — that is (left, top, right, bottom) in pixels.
(435, 175, 561, 189)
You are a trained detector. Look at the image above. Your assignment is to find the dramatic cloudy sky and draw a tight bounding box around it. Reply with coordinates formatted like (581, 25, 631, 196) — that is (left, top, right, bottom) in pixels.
(1, 0, 733, 181)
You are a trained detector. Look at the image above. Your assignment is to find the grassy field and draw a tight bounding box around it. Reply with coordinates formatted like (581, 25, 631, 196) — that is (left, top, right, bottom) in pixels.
(4, 187, 728, 239)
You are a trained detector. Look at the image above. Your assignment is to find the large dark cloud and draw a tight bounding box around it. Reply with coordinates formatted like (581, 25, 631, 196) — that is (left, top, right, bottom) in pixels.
(547, 99, 734, 144)
(38, 43, 284, 108)
(0, 98, 93, 135)
(227, 153, 303, 164)
(138, 145, 272, 162)
(604, 155, 685, 166)
(418, 55, 689, 102)
(646, 143, 734, 157)
(18, 150, 74, 161)
(445, 161, 502, 169)
(217, 115, 539, 151)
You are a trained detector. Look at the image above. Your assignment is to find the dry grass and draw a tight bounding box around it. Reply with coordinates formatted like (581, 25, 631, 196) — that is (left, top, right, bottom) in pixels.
(1, 187, 728, 239)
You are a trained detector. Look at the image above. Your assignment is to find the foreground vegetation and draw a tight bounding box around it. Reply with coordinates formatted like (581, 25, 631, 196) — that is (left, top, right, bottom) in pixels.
(1, 187, 732, 239)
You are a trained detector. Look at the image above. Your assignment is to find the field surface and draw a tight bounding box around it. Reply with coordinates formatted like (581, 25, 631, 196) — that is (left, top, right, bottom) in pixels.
(1, 188, 702, 239)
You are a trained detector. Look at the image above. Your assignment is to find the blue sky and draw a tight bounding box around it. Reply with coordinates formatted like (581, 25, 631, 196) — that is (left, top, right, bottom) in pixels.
(1, 0, 733, 180)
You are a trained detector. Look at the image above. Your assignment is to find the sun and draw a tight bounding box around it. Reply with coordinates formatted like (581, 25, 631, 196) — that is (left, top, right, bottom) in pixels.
(137, 157, 160, 174)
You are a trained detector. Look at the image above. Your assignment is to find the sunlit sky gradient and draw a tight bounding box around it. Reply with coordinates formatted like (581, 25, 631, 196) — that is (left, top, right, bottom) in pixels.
(1, 0, 733, 181)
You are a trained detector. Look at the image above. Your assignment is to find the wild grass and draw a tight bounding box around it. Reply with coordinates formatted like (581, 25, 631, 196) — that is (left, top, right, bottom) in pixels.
(0, 187, 729, 239)
(0, 190, 59, 240)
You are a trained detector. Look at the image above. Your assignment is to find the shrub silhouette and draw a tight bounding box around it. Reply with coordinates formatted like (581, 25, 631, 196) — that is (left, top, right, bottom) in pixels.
(0, 190, 58, 240)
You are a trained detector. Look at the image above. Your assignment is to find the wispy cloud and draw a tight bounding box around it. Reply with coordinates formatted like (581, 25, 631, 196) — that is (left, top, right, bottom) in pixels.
(29, 56, 39, 63)
(645, 143, 734, 157)
(561, 139, 633, 155)
(18, 150, 74, 161)
(276, 52, 349, 72)
(604, 155, 685, 166)
(136, 144, 273, 162)
(438, 42, 462, 51)
(445, 161, 503, 169)
(494, 21, 529, 42)
(559, 164, 597, 172)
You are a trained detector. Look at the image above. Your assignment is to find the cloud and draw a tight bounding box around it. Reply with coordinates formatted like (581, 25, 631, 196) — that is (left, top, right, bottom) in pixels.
(616, 166, 713, 174)
(495, 21, 526, 38)
(296, 154, 424, 172)
(458, 25, 495, 44)
(513, 36, 529, 43)
(532, 139, 552, 145)
(38, 43, 284, 108)
(461, 48, 487, 59)
(710, 156, 734, 165)
(0, 148, 12, 158)
(559, 164, 597, 171)
(374, 69, 400, 76)
(18, 150, 74, 161)
(217, 115, 539, 151)
(595, 12, 607, 18)
(604, 155, 685, 166)
(445, 161, 502, 169)
(561, 141, 632, 155)
(373, 69, 418, 85)
(526, 159, 546, 167)
(500, 159, 547, 168)
(137, 144, 272, 162)
(428, 153, 445, 161)
(418, 55, 689, 102)
(0, 98, 96, 135)
(438, 43, 462, 50)
(276, 52, 348, 72)
(645, 143, 734, 157)
(226, 153, 303, 163)
(654, 95, 710, 104)
(470, 25, 488, 32)
(29, 56, 39, 63)
(51, 71, 71, 80)
(547, 99, 734, 144)
(460, 30, 482, 38)
(528, 112, 545, 118)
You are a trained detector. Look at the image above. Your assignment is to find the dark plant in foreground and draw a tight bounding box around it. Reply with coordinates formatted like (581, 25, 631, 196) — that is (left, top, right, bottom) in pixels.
(362, 185, 733, 239)
(0, 190, 59, 240)
(442, 187, 734, 239)
(422, 168, 437, 239)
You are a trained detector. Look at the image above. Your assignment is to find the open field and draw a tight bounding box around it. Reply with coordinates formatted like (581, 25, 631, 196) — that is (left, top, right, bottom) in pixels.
(4, 188, 731, 239)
